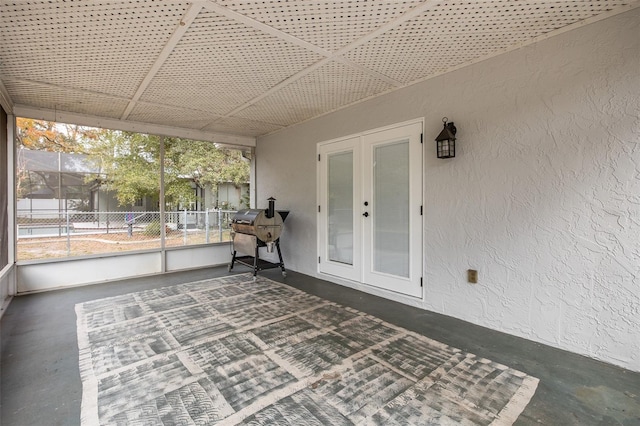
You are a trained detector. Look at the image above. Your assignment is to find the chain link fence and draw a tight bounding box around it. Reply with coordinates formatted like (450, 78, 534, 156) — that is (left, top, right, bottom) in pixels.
(17, 210, 236, 261)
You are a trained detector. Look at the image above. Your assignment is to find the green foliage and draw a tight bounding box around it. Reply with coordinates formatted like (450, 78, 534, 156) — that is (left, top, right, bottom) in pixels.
(16, 119, 250, 210)
(87, 133, 250, 209)
(144, 220, 162, 236)
(166, 138, 250, 188)
(86, 131, 162, 207)
(240, 188, 250, 209)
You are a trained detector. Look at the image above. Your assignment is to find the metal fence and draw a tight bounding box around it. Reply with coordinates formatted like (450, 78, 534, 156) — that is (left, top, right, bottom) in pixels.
(16, 209, 236, 261)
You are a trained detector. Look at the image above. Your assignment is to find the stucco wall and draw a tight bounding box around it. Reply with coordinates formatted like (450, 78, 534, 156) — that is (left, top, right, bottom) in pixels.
(255, 9, 640, 372)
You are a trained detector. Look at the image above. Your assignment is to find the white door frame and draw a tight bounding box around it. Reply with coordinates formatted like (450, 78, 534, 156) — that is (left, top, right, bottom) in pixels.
(317, 119, 424, 299)
(317, 136, 362, 282)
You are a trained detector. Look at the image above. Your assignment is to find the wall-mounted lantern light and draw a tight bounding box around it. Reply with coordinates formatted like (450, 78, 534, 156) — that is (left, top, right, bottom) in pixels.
(435, 117, 457, 159)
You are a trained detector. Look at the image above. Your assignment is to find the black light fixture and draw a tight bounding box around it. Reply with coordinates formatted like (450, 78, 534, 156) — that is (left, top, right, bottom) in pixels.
(435, 117, 457, 159)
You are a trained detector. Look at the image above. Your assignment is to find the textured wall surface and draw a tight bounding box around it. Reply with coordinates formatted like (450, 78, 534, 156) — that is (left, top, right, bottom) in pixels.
(256, 9, 640, 372)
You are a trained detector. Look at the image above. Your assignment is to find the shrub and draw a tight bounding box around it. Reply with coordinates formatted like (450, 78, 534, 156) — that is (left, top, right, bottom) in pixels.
(144, 220, 162, 236)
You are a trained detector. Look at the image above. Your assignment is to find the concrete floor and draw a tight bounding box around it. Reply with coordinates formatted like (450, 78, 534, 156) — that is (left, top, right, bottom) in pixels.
(1, 266, 639, 425)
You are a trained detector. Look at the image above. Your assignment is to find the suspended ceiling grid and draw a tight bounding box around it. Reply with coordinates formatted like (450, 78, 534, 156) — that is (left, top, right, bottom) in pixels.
(0, 0, 637, 144)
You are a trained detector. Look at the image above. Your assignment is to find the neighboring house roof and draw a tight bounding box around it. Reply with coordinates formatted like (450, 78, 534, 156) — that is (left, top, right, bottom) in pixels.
(18, 149, 99, 174)
(23, 187, 55, 199)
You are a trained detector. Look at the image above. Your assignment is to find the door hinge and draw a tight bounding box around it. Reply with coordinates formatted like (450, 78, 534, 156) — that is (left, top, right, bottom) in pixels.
(318, 154, 321, 161)
(318, 205, 321, 213)
(318, 256, 321, 263)
(420, 205, 423, 215)
(420, 277, 423, 287)
(420, 133, 423, 144)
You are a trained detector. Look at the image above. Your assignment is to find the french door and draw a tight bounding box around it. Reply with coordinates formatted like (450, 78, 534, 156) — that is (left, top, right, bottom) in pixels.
(318, 121, 423, 298)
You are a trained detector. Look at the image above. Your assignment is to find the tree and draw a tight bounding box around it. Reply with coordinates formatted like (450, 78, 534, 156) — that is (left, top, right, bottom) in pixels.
(16, 118, 99, 153)
(87, 131, 250, 208)
(15, 118, 250, 209)
(87, 131, 163, 207)
(167, 137, 249, 188)
(16, 118, 102, 199)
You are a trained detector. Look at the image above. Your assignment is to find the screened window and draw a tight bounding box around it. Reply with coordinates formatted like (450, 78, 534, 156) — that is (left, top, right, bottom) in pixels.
(15, 119, 250, 261)
(0, 107, 8, 269)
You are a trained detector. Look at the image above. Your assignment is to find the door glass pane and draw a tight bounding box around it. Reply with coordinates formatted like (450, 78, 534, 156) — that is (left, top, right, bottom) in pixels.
(373, 140, 409, 277)
(328, 151, 353, 264)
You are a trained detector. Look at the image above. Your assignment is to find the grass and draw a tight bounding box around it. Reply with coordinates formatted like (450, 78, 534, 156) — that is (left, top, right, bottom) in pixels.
(17, 230, 233, 261)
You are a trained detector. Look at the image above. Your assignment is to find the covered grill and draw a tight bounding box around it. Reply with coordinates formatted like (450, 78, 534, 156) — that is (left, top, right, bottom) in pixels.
(228, 197, 288, 278)
(231, 209, 284, 245)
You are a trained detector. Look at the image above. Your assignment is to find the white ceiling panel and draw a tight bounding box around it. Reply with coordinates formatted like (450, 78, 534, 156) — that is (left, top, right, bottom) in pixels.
(201, 116, 284, 137)
(127, 102, 218, 129)
(0, 1, 191, 98)
(235, 60, 396, 126)
(140, 8, 324, 116)
(346, 0, 633, 84)
(215, 0, 425, 53)
(1, 0, 636, 139)
(3, 79, 129, 119)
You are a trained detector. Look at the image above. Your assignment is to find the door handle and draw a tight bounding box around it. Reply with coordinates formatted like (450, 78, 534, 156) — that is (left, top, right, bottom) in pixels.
(363, 212, 369, 217)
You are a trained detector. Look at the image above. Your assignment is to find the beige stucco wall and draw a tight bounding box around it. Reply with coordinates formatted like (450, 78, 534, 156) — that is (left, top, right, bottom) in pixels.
(256, 9, 640, 372)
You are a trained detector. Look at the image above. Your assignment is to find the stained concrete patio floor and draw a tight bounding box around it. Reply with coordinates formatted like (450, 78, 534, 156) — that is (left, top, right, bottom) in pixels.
(1, 266, 639, 425)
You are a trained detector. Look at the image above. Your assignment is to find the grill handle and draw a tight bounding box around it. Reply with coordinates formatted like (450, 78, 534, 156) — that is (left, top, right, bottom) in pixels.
(267, 197, 276, 218)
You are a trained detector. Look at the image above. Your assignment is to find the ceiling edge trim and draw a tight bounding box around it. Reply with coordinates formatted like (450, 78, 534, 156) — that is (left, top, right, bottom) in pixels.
(0, 79, 14, 114)
(6, 77, 232, 123)
(13, 105, 256, 148)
